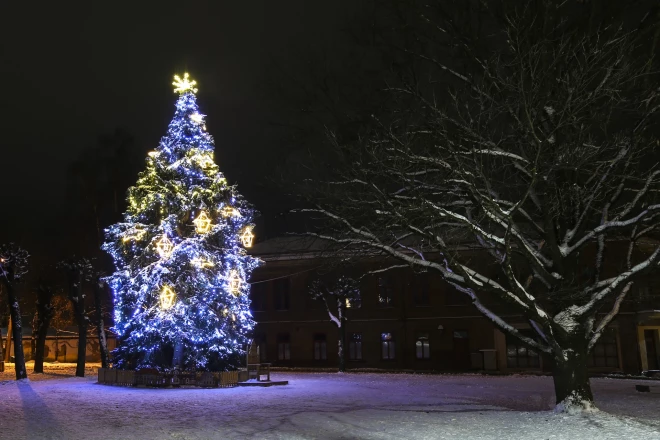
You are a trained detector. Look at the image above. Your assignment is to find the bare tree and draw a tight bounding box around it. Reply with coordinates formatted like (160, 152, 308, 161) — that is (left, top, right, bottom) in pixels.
(0, 244, 29, 380)
(58, 258, 93, 377)
(309, 275, 361, 372)
(295, 16, 660, 410)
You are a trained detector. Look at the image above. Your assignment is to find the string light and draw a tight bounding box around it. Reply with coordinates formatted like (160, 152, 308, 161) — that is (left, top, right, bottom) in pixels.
(196, 154, 214, 168)
(172, 73, 198, 94)
(156, 235, 174, 258)
(193, 210, 212, 234)
(160, 285, 176, 310)
(240, 227, 254, 248)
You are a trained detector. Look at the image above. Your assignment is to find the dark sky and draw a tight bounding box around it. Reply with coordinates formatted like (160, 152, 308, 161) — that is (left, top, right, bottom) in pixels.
(0, 1, 354, 267)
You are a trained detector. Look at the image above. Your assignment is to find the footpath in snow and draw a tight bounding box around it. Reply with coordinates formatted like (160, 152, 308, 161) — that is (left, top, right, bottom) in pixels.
(0, 371, 658, 439)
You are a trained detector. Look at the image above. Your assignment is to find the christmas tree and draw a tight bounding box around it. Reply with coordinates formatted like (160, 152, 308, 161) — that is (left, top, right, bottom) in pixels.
(103, 73, 260, 371)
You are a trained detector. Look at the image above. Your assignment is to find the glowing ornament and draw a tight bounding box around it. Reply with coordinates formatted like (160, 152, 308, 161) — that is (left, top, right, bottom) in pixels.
(240, 227, 254, 248)
(123, 228, 147, 242)
(228, 270, 242, 296)
(148, 151, 158, 157)
(190, 112, 205, 124)
(191, 258, 214, 268)
(172, 73, 198, 94)
(160, 286, 176, 310)
(156, 235, 174, 258)
(193, 211, 213, 234)
(220, 206, 240, 218)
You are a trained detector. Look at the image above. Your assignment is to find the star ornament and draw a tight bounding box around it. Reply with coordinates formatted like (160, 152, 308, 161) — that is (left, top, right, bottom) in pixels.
(173, 73, 198, 94)
(160, 286, 176, 310)
(193, 210, 213, 234)
(156, 235, 174, 258)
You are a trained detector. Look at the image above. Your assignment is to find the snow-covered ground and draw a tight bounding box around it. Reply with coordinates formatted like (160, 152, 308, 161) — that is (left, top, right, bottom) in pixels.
(0, 368, 658, 439)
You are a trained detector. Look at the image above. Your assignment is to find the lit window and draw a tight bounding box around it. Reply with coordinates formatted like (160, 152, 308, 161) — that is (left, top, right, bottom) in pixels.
(416, 333, 430, 359)
(349, 333, 362, 360)
(381, 332, 395, 360)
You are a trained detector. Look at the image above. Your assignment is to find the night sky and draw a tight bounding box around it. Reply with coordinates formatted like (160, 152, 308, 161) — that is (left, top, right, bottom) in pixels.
(0, 1, 353, 269)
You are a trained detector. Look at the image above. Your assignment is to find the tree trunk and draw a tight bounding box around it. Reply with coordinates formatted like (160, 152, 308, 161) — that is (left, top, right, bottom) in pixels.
(34, 286, 55, 374)
(34, 322, 50, 374)
(69, 283, 88, 377)
(551, 340, 595, 411)
(172, 339, 184, 369)
(338, 322, 346, 372)
(6, 285, 27, 380)
(93, 280, 109, 368)
(5, 316, 12, 363)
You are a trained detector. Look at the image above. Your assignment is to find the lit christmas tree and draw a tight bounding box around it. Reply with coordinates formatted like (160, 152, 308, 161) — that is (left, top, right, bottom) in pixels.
(103, 73, 260, 372)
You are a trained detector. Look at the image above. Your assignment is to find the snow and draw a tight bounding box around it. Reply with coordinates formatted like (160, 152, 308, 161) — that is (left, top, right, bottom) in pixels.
(0, 368, 658, 439)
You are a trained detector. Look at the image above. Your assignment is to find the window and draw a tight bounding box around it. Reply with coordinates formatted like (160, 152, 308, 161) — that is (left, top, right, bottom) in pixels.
(381, 332, 395, 360)
(273, 278, 290, 310)
(253, 334, 267, 362)
(378, 278, 394, 307)
(277, 334, 290, 360)
(250, 282, 266, 311)
(413, 275, 430, 306)
(506, 330, 540, 368)
(314, 334, 327, 361)
(416, 333, 430, 359)
(349, 333, 363, 360)
(588, 328, 619, 368)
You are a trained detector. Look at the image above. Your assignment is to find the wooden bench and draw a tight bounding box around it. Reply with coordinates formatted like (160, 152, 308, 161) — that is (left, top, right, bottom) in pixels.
(246, 343, 271, 381)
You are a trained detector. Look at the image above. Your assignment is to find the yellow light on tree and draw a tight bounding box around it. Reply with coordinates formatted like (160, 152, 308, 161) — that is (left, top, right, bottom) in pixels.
(172, 72, 198, 94)
(220, 206, 240, 218)
(196, 154, 214, 168)
(122, 228, 147, 242)
(228, 270, 242, 296)
(160, 286, 176, 310)
(240, 227, 254, 248)
(193, 210, 213, 234)
(156, 235, 174, 258)
(191, 258, 214, 268)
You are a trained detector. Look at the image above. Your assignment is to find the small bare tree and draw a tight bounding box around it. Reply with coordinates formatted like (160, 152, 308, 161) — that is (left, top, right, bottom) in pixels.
(296, 18, 660, 410)
(309, 275, 360, 372)
(58, 258, 93, 377)
(0, 243, 29, 380)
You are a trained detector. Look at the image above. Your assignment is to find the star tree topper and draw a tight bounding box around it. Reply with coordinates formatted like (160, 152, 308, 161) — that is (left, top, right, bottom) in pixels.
(173, 73, 198, 94)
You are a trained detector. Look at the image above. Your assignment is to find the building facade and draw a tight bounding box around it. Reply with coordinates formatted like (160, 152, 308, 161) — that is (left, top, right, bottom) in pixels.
(249, 238, 660, 375)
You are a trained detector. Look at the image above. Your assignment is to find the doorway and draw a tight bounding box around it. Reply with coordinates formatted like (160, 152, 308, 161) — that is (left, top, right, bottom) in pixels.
(644, 329, 659, 370)
(452, 330, 471, 370)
